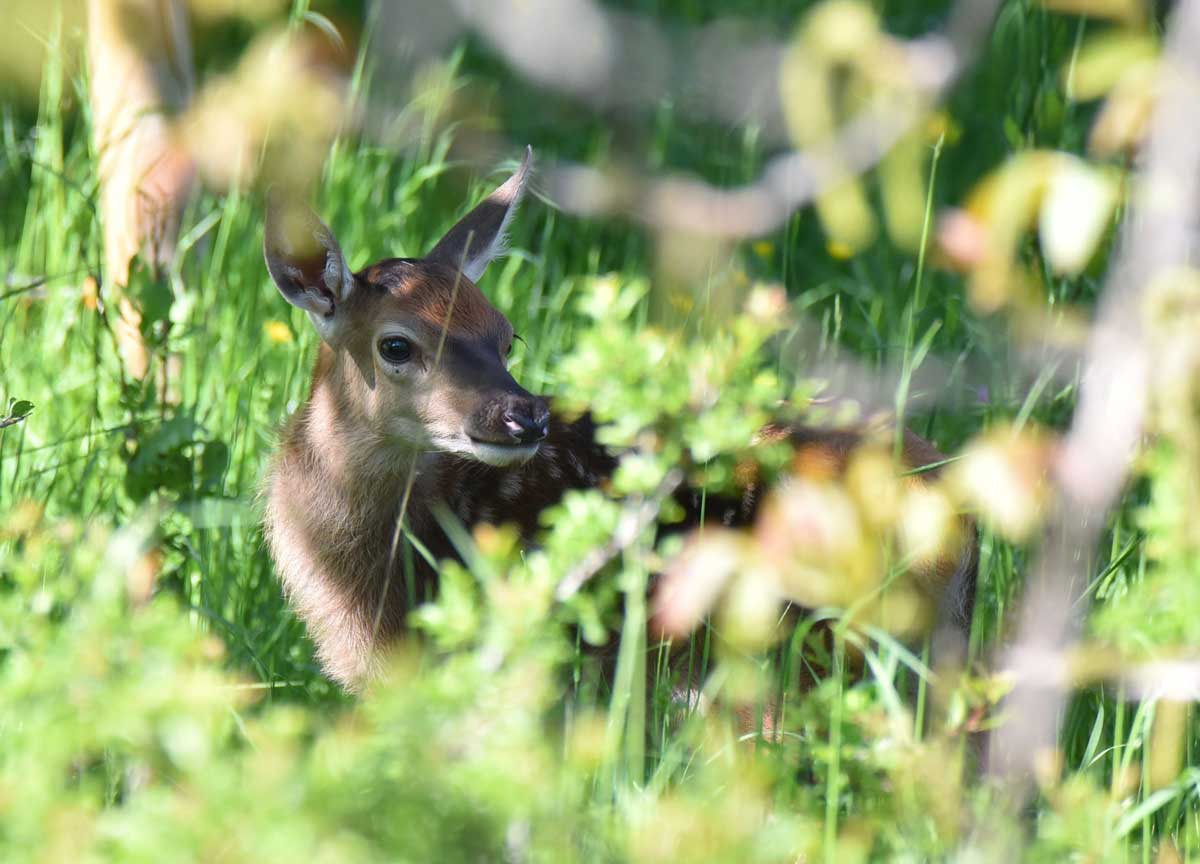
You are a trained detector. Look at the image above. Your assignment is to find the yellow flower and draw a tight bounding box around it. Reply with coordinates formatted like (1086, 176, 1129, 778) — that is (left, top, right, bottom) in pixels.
(264, 320, 293, 344)
(81, 275, 99, 311)
(925, 111, 962, 145)
(826, 238, 855, 260)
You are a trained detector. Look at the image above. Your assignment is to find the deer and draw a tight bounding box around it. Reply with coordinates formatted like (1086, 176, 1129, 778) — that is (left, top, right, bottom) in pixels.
(262, 147, 978, 692)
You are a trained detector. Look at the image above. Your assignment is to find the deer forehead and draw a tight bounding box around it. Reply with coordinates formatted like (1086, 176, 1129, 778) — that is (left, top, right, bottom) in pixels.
(356, 258, 513, 343)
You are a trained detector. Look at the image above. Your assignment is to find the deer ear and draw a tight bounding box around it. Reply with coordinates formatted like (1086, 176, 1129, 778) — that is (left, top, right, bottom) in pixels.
(426, 146, 532, 282)
(264, 191, 355, 340)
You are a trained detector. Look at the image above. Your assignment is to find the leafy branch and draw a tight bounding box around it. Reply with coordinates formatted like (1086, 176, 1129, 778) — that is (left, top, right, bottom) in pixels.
(0, 398, 34, 430)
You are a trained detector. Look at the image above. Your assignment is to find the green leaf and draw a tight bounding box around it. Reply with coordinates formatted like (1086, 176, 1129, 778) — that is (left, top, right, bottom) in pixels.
(199, 441, 230, 494)
(1113, 786, 1182, 839)
(128, 258, 174, 331)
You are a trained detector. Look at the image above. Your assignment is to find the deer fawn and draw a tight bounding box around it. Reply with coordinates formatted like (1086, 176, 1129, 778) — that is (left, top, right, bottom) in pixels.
(263, 148, 977, 690)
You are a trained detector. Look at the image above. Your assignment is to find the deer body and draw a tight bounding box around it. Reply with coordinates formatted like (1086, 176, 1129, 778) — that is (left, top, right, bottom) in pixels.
(264, 149, 976, 690)
(266, 378, 613, 685)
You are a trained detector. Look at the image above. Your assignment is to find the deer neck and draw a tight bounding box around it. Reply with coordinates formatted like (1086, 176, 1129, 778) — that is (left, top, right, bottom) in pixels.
(266, 350, 449, 685)
(289, 351, 446, 546)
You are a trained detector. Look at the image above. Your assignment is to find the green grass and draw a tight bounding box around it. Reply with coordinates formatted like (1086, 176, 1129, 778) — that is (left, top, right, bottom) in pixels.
(2, 0, 1199, 860)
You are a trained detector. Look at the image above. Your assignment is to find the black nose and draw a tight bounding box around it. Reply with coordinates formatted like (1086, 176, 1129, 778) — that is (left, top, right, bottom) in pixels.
(502, 402, 550, 444)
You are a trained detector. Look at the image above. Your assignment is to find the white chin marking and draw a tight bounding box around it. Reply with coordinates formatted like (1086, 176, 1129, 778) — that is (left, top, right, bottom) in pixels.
(439, 437, 540, 467)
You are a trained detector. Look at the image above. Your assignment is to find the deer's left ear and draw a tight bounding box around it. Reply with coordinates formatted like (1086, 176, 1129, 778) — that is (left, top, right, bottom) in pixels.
(426, 146, 532, 282)
(264, 191, 355, 342)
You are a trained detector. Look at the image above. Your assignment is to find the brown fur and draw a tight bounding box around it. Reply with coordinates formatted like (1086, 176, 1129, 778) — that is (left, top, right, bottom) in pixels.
(362, 260, 511, 342)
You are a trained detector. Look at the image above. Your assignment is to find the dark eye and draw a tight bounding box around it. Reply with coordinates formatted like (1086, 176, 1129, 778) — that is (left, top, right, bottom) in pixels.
(378, 336, 413, 365)
(504, 342, 514, 358)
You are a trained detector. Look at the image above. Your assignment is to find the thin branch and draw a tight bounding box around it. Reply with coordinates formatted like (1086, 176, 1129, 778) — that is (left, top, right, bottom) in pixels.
(1003, 647, 1200, 704)
(984, 0, 1200, 809)
(373, 0, 1001, 239)
(555, 467, 684, 601)
(538, 0, 1002, 237)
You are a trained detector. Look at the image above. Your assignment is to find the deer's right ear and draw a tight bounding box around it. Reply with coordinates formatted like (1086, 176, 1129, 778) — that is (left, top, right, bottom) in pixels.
(264, 192, 355, 340)
(426, 146, 532, 282)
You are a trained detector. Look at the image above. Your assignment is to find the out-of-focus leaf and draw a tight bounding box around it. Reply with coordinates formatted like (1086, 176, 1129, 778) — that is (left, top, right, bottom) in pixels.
(653, 529, 743, 638)
(815, 178, 878, 255)
(881, 131, 929, 252)
(1089, 63, 1159, 156)
(897, 485, 956, 568)
(1038, 158, 1119, 275)
(956, 151, 1056, 311)
(1065, 30, 1158, 101)
(180, 27, 347, 191)
(949, 425, 1054, 542)
(1041, 0, 1146, 24)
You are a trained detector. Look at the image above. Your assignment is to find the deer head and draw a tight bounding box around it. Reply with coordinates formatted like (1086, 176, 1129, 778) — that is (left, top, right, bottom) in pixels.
(264, 147, 548, 467)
